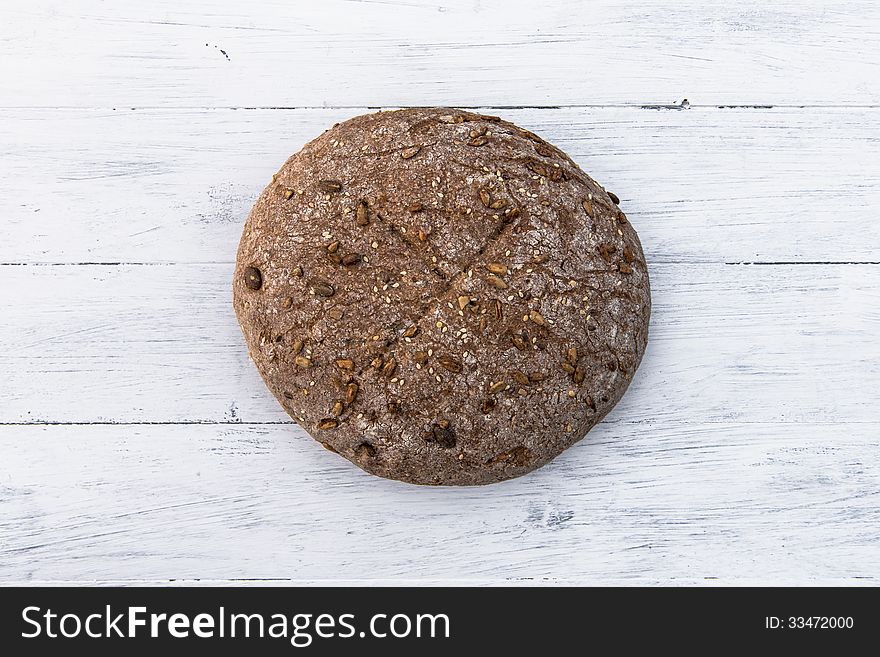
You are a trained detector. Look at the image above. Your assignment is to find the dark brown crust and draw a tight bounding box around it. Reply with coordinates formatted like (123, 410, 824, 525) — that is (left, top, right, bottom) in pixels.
(233, 108, 650, 485)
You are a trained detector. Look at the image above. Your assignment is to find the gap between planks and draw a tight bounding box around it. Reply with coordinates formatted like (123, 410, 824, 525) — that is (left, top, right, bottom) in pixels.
(0, 98, 880, 112)
(7, 420, 878, 427)
(4, 262, 880, 267)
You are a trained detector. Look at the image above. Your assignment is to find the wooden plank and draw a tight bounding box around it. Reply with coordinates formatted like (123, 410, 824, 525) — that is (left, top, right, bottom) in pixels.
(2, 107, 879, 265)
(2, 1, 879, 108)
(1, 422, 877, 582)
(2, 262, 877, 425)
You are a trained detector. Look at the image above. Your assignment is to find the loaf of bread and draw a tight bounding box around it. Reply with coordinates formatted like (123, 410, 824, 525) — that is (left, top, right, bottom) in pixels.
(234, 108, 650, 485)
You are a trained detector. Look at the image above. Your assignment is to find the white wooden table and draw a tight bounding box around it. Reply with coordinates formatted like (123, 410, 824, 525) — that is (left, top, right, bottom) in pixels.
(2, 0, 878, 585)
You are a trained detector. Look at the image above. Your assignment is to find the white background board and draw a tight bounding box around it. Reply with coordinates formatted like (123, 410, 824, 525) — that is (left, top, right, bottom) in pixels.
(1, 0, 878, 584)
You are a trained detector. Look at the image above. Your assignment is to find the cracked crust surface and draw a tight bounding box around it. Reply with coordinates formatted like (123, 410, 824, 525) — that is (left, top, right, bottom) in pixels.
(233, 107, 650, 485)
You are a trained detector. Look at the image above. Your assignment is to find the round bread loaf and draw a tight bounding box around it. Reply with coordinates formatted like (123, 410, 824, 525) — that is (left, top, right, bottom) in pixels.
(233, 108, 650, 485)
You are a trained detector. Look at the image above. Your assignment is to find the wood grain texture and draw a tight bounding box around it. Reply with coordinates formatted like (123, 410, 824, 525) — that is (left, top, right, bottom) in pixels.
(1, 422, 877, 583)
(2, 262, 877, 425)
(2, 107, 879, 264)
(2, 0, 879, 108)
(2, 0, 879, 585)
